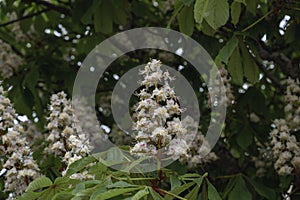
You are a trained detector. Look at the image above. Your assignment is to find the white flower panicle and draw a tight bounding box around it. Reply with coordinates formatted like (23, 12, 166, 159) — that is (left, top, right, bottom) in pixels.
(45, 92, 93, 179)
(0, 39, 23, 79)
(269, 119, 300, 176)
(130, 59, 189, 158)
(284, 77, 300, 131)
(208, 66, 235, 108)
(253, 77, 300, 176)
(219, 66, 235, 106)
(0, 84, 40, 198)
(180, 116, 218, 167)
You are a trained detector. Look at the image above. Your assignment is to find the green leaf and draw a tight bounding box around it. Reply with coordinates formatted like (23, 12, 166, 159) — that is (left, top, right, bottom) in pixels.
(25, 176, 52, 192)
(201, 19, 216, 36)
(94, 187, 142, 200)
(179, 0, 194, 6)
(228, 176, 252, 200)
(170, 175, 181, 190)
(66, 156, 97, 177)
(204, 0, 229, 29)
(184, 185, 200, 200)
(112, 0, 129, 25)
(244, 176, 276, 200)
(194, 0, 209, 24)
(215, 36, 239, 66)
(236, 125, 254, 149)
(178, 5, 194, 36)
(234, 0, 246, 5)
(180, 173, 202, 178)
(94, 2, 113, 34)
(149, 187, 164, 200)
(165, 182, 195, 200)
(207, 180, 222, 200)
(245, 0, 257, 15)
(18, 192, 40, 200)
(194, 177, 204, 186)
(231, 2, 241, 26)
(51, 191, 73, 200)
(131, 188, 149, 200)
(240, 42, 259, 83)
(107, 181, 135, 188)
(228, 46, 243, 85)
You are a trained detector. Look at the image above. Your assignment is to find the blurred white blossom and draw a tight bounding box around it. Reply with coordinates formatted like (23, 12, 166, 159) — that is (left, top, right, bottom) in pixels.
(0, 40, 23, 79)
(0, 83, 40, 198)
(44, 92, 94, 179)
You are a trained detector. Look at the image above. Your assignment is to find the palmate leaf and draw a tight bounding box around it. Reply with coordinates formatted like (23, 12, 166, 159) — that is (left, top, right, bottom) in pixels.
(215, 36, 239, 66)
(93, 187, 143, 200)
(228, 176, 252, 200)
(25, 176, 52, 192)
(194, 0, 209, 25)
(178, 4, 194, 36)
(204, 0, 229, 29)
(207, 180, 222, 200)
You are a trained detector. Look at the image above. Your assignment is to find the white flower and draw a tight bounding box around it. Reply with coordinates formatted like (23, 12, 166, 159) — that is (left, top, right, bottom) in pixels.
(45, 92, 93, 179)
(130, 59, 188, 158)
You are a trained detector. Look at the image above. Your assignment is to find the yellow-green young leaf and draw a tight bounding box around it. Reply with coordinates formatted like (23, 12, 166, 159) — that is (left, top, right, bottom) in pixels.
(149, 187, 163, 200)
(228, 46, 243, 85)
(207, 180, 222, 200)
(228, 176, 252, 200)
(231, 2, 241, 26)
(131, 188, 149, 200)
(94, 2, 113, 34)
(194, 0, 209, 24)
(240, 42, 259, 83)
(94, 187, 142, 200)
(165, 182, 195, 200)
(205, 0, 229, 29)
(170, 175, 181, 190)
(178, 5, 195, 36)
(215, 36, 239, 66)
(184, 185, 200, 200)
(25, 176, 52, 192)
(18, 192, 40, 200)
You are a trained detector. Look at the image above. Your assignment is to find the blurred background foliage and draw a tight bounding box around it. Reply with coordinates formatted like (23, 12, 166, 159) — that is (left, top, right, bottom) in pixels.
(0, 0, 300, 199)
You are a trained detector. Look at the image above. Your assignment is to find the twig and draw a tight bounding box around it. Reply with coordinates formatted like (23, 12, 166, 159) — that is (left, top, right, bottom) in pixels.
(252, 56, 285, 92)
(29, 0, 71, 16)
(0, 9, 49, 27)
(241, 10, 274, 32)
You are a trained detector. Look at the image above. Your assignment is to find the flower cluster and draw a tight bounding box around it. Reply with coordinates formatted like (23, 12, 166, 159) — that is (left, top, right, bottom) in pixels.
(0, 84, 40, 199)
(253, 77, 300, 176)
(130, 59, 189, 158)
(208, 66, 235, 108)
(0, 39, 23, 79)
(284, 77, 300, 131)
(269, 119, 300, 176)
(180, 116, 218, 168)
(44, 92, 93, 179)
(219, 66, 235, 106)
(252, 140, 273, 177)
(110, 124, 132, 146)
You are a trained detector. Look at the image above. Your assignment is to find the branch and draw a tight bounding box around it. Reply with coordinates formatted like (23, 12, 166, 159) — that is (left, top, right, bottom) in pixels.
(29, 0, 71, 16)
(258, 42, 300, 79)
(252, 55, 285, 92)
(0, 9, 49, 27)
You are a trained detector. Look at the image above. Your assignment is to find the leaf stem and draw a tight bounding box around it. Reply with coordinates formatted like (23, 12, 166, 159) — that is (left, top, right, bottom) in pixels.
(241, 10, 273, 32)
(157, 188, 188, 200)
